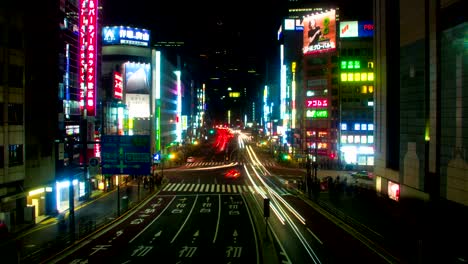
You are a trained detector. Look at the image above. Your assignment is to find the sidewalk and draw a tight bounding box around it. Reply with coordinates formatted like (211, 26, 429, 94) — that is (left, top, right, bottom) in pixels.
(302, 182, 467, 263)
(0, 178, 159, 264)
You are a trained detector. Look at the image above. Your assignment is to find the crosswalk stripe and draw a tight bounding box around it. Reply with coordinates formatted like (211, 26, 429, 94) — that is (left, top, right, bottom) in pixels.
(162, 183, 266, 194)
(167, 183, 176, 191)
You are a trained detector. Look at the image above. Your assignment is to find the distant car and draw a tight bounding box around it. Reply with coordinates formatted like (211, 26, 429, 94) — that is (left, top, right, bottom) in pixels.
(350, 170, 374, 180)
(186, 156, 195, 163)
(225, 168, 241, 179)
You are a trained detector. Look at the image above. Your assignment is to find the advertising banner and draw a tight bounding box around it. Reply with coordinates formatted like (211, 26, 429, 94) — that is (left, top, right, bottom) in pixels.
(124, 62, 151, 94)
(126, 93, 150, 118)
(303, 9, 336, 55)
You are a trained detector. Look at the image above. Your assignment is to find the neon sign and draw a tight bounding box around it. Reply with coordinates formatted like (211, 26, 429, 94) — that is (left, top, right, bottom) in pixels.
(306, 99, 328, 108)
(79, 0, 98, 116)
(306, 110, 328, 118)
(113, 72, 123, 99)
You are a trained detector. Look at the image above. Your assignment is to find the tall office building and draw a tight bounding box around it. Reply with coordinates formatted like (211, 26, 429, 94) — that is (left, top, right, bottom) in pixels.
(0, 0, 105, 230)
(374, 0, 467, 205)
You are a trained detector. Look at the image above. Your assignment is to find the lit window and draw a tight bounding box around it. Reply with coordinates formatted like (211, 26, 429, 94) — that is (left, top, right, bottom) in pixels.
(341, 73, 347, 82)
(354, 135, 360, 143)
(361, 135, 367, 143)
(341, 123, 347, 130)
(361, 72, 367, 81)
(368, 101, 374, 106)
(354, 73, 361, 81)
(348, 61, 354, 69)
(368, 85, 374, 93)
(341, 61, 347, 69)
(348, 135, 354, 143)
(361, 124, 367, 130)
(368, 72, 374, 81)
(348, 73, 353, 81)
(361, 85, 367, 93)
(368, 124, 374, 130)
(354, 123, 360, 130)
(341, 135, 347, 143)
(354, 60, 361, 69)
(368, 135, 374, 143)
(368, 62, 374, 69)
(306, 91, 315, 97)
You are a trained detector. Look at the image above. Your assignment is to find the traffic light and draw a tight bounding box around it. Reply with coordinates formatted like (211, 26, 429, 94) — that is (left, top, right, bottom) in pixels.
(209, 129, 215, 135)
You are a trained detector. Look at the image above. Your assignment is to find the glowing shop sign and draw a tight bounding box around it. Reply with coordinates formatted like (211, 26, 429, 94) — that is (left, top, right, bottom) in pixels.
(79, 0, 98, 116)
(306, 110, 328, 118)
(113, 71, 123, 99)
(306, 99, 328, 108)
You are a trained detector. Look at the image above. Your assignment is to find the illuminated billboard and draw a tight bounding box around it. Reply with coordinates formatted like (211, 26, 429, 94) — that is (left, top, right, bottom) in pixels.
(79, 0, 98, 116)
(124, 62, 151, 94)
(340, 21, 358, 38)
(339, 20, 374, 38)
(113, 71, 123, 99)
(126, 94, 150, 118)
(303, 9, 336, 55)
(102, 26, 151, 47)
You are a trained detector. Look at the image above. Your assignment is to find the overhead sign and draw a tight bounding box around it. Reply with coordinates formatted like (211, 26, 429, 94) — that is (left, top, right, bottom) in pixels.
(101, 135, 151, 175)
(102, 26, 151, 47)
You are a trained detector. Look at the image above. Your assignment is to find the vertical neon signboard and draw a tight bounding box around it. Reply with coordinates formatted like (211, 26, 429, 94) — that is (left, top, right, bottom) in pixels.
(79, 0, 98, 116)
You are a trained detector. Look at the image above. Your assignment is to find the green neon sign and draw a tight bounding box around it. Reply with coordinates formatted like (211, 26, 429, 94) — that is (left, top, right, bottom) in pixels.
(306, 110, 328, 118)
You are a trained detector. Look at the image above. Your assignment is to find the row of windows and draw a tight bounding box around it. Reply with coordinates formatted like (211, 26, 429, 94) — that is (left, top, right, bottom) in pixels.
(0, 144, 24, 168)
(340, 48, 373, 57)
(341, 123, 374, 131)
(341, 135, 374, 144)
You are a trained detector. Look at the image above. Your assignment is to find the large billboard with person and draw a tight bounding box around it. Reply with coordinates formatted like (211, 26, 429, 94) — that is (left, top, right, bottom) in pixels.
(302, 9, 336, 55)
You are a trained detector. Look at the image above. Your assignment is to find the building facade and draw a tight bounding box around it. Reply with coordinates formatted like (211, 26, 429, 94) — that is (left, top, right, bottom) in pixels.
(374, 0, 467, 205)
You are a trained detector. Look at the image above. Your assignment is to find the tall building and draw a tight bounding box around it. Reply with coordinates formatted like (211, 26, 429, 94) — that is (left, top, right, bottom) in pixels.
(338, 20, 375, 170)
(374, 0, 467, 206)
(0, 3, 28, 228)
(0, 0, 105, 230)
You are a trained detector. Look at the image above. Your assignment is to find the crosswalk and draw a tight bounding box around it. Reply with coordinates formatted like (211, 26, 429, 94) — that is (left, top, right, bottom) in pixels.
(184, 161, 277, 167)
(161, 182, 289, 195)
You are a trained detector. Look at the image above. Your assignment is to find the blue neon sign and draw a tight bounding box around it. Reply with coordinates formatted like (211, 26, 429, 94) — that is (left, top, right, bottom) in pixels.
(102, 26, 151, 47)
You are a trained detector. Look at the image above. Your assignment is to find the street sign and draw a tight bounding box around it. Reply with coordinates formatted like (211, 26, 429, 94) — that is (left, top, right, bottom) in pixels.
(101, 135, 151, 175)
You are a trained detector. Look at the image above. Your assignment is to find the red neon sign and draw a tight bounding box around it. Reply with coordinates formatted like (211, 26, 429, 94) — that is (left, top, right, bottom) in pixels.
(113, 71, 123, 99)
(79, 0, 98, 116)
(306, 99, 328, 108)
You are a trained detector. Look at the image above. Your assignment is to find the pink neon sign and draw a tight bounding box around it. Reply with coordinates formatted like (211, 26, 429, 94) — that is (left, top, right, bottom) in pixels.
(79, 0, 98, 116)
(306, 99, 328, 108)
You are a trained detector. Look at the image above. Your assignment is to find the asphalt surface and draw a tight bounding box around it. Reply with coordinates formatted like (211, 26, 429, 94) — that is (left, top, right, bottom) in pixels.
(2, 146, 467, 264)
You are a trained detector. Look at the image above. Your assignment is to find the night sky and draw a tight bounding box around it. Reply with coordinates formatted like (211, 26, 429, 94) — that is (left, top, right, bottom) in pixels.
(101, 0, 284, 54)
